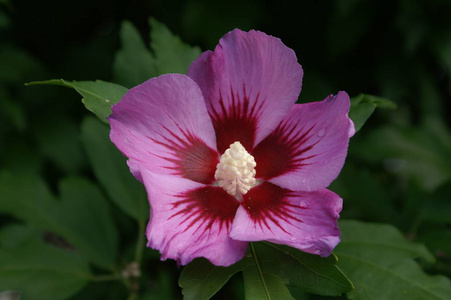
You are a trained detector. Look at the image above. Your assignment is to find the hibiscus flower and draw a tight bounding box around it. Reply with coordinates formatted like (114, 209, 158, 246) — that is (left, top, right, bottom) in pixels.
(109, 29, 355, 267)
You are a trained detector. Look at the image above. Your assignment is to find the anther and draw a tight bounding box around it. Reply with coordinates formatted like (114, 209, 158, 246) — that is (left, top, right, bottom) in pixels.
(214, 142, 256, 197)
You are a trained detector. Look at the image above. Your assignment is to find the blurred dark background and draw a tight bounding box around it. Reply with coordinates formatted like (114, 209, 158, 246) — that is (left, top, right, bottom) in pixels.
(3, 0, 451, 194)
(1, 0, 451, 298)
(7, 0, 451, 104)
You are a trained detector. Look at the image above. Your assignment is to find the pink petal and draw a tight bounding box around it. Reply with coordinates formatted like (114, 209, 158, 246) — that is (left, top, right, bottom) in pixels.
(126, 159, 143, 183)
(109, 74, 219, 184)
(229, 182, 342, 257)
(188, 29, 303, 154)
(141, 169, 248, 266)
(252, 91, 354, 191)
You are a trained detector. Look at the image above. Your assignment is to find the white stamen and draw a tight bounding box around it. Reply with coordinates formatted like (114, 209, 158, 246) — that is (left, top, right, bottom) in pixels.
(215, 141, 256, 197)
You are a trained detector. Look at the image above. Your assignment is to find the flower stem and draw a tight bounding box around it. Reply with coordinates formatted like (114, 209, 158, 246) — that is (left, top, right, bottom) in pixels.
(135, 219, 146, 264)
(125, 219, 146, 300)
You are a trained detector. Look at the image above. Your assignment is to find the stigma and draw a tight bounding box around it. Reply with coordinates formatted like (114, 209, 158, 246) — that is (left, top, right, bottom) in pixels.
(215, 141, 257, 197)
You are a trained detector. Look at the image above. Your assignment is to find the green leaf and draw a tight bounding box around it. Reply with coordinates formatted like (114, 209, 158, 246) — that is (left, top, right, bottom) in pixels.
(242, 265, 294, 300)
(0, 171, 58, 226)
(251, 242, 353, 296)
(179, 257, 253, 300)
(80, 117, 148, 221)
(149, 18, 202, 75)
(286, 286, 309, 300)
(349, 94, 396, 133)
(34, 115, 86, 174)
(179, 241, 353, 299)
(0, 172, 118, 268)
(113, 20, 158, 88)
(0, 224, 91, 300)
(52, 177, 118, 268)
(26, 79, 128, 123)
(337, 220, 434, 262)
(352, 118, 451, 190)
(27, 19, 199, 122)
(112, 19, 201, 88)
(329, 163, 397, 223)
(335, 220, 451, 299)
(422, 182, 451, 224)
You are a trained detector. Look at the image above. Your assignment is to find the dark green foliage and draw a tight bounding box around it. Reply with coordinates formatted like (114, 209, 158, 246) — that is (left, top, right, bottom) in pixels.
(1, 0, 451, 299)
(0, 225, 91, 300)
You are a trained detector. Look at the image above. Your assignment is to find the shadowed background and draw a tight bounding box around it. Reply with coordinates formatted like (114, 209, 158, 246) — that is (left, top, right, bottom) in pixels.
(1, 0, 451, 299)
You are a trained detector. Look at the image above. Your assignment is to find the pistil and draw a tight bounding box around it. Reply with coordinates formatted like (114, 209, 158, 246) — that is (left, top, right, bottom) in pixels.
(215, 141, 257, 197)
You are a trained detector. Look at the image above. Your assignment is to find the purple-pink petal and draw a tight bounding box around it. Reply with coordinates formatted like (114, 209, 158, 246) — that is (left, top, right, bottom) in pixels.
(108, 28, 355, 266)
(141, 169, 248, 266)
(253, 91, 354, 192)
(109, 74, 219, 184)
(188, 29, 303, 154)
(229, 182, 342, 257)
